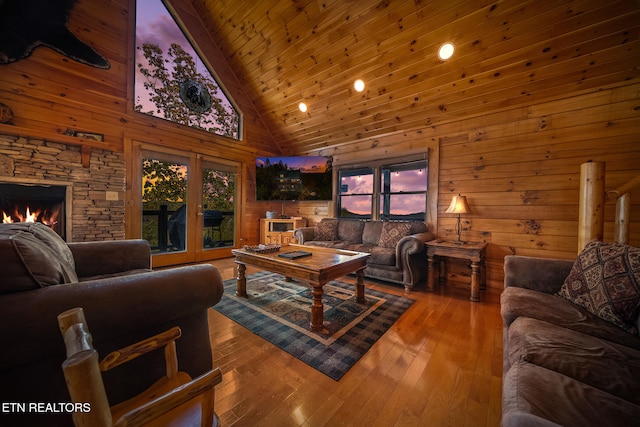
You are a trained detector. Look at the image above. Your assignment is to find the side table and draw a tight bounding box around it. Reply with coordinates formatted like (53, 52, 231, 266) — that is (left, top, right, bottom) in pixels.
(425, 239, 488, 302)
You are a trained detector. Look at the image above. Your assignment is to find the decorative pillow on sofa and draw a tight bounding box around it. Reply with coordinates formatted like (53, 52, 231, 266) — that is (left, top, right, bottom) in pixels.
(314, 219, 338, 241)
(557, 240, 640, 335)
(378, 221, 412, 249)
(0, 222, 78, 294)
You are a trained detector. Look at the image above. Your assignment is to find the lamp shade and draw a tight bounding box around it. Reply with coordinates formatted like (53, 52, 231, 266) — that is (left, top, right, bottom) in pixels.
(445, 194, 472, 215)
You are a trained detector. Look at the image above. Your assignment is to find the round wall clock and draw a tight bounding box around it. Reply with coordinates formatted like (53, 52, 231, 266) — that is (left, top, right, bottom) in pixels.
(179, 80, 212, 113)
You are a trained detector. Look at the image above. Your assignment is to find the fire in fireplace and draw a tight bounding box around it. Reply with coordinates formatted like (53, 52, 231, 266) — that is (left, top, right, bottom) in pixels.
(0, 183, 67, 239)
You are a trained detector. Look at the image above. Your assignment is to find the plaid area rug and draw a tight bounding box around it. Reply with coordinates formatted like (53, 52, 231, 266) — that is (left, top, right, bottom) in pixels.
(213, 271, 414, 380)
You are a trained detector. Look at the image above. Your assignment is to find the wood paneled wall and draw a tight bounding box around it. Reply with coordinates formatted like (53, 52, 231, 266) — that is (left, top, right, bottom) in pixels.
(316, 80, 640, 288)
(195, 0, 640, 288)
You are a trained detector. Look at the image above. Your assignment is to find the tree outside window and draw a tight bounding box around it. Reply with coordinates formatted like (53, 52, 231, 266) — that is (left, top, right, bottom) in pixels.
(135, 0, 240, 139)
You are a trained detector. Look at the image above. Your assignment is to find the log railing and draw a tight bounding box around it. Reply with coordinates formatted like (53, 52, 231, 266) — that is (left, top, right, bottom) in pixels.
(579, 161, 640, 252)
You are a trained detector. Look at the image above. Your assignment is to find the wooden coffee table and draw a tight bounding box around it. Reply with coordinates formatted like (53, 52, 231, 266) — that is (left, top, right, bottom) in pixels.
(231, 244, 370, 333)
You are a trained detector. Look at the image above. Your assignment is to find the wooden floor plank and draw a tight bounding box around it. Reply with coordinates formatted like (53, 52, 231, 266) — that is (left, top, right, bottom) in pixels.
(206, 257, 503, 426)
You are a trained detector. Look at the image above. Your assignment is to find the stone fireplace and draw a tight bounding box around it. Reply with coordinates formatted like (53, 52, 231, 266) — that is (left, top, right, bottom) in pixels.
(0, 134, 126, 242)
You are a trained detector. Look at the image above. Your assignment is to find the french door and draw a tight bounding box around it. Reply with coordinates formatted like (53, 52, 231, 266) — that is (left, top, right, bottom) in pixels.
(129, 142, 239, 267)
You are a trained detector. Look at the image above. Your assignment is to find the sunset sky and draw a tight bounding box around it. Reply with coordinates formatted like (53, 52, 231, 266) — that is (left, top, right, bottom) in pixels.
(340, 170, 426, 216)
(256, 156, 329, 173)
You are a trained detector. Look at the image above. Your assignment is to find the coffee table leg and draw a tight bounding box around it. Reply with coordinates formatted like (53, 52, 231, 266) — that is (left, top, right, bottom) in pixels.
(310, 285, 325, 332)
(235, 261, 247, 297)
(355, 269, 365, 303)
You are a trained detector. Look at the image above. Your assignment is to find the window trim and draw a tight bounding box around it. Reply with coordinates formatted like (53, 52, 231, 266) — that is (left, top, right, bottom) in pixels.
(337, 155, 427, 221)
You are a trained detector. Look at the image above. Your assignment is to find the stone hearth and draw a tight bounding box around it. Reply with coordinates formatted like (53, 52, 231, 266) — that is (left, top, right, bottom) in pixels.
(0, 134, 125, 242)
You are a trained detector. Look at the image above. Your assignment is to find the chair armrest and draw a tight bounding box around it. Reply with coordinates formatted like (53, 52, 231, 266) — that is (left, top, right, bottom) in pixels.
(68, 240, 151, 278)
(293, 227, 316, 244)
(114, 368, 223, 427)
(100, 326, 182, 372)
(503, 255, 574, 294)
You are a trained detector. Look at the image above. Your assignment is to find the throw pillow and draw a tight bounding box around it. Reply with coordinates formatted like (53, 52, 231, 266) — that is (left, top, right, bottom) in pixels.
(557, 240, 640, 335)
(0, 222, 78, 294)
(378, 221, 412, 249)
(314, 219, 338, 241)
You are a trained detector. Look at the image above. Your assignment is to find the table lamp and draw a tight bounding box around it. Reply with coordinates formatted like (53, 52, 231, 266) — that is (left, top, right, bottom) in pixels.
(445, 194, 472, 244)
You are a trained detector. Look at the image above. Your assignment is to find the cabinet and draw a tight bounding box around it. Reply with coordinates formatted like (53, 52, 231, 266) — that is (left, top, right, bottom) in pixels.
(260, 217, 306, 245)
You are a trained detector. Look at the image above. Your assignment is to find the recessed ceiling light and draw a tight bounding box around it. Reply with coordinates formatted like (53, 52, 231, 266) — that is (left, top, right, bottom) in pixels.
(438, 43, 455, 60)
(298, 102, 308, 112)
(354, 79, 365, 92)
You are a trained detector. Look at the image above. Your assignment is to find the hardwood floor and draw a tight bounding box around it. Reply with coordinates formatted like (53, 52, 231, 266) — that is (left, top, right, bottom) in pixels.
(206, 258, 503, 426)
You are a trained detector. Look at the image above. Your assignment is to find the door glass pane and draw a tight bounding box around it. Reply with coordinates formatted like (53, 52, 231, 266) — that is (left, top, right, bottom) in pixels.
(142, 156, 188, 253)
(202, 162, 236, 249)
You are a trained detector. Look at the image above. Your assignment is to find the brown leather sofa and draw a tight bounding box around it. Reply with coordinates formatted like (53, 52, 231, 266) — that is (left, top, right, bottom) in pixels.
(0, 223, 224, 426)
(294, 218, 433, 291)
(501, 245, 640, 426)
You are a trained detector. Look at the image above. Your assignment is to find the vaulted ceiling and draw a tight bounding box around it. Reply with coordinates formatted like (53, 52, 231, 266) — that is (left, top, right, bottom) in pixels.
(192, 0, 639, 155)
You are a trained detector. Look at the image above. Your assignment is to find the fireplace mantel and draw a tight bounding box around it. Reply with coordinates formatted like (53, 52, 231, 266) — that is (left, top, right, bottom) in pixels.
(0, 124, 118, 168)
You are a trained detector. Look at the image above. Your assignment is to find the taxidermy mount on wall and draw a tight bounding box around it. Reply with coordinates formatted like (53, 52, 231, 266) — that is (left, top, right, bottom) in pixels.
(0, 0, 110, 68)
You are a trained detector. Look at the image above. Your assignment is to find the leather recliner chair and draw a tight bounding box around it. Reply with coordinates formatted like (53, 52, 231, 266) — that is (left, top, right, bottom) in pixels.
(0, 222, 224, 426)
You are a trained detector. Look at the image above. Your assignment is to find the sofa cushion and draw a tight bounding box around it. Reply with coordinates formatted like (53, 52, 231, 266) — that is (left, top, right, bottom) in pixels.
(501, 286, 640, 350)
(502, 360, 640, 427)
(337, 220, 364, 244)
(408, 221, 428, 234)
(368, 246, 396, 266)
(378, 221, 412, 249)
(362, 221, 383, 245)
(557, 240, 640, 335)
(346, 243, 376, 254)
(508, 316, 640, 404)
(304, 240, 346, 249)
(0, 222, 78, 294)
(314, 218, 338, 241)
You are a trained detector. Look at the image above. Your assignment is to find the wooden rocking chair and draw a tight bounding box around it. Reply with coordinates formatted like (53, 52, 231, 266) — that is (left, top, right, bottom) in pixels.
(58, 307, 222, 427)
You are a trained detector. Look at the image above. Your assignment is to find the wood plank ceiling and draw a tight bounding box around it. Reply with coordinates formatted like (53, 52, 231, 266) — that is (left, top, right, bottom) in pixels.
(192, 0, 639, 156)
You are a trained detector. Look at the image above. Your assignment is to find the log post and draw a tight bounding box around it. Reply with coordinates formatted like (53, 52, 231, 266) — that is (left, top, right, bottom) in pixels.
(58, 308, 112, 427)
(615, 193, 630, 244)
(62, 350, 112, 427)
(578, 161, 605, 253)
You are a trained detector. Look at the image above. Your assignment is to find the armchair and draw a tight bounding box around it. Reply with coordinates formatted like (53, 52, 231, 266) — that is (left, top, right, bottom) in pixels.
(0, 223, 224, 426)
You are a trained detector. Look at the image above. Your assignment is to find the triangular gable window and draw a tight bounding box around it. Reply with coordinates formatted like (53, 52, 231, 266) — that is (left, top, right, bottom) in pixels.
(135, 0, 240, 140)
